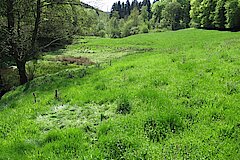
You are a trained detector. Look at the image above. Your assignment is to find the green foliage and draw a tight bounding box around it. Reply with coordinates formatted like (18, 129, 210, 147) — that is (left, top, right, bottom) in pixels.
(121, 7, 141, 37)
(190, 0, 240, 30)
(141, 5, 149, 22)
(108, 11, 121, 38)
(161, 2, 182, 30)
(151, 0, 166, 28)
(214, 0, 226, 29)
(38, 4, 74, 50)
(190, 0, 202, 28)
(199, 0, 216, 29)
(225, 0, 240, 30)
(140, 24, 149, 33)
(151, 0, 190, 30)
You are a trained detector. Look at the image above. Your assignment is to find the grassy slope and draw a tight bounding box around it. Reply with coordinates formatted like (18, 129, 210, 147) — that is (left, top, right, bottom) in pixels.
(0, 29, 240, 159)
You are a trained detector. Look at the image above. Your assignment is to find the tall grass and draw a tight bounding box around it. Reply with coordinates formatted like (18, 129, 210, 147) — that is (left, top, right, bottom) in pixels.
(0, 29, 240, 159)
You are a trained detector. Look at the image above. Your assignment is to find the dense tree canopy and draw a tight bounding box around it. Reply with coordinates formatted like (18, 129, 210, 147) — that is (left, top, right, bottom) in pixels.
(109, 0, 240, 32)
(190, 0, 240, 30)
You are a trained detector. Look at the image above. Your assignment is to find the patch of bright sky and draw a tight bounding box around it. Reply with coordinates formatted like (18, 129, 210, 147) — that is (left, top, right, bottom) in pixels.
(81, 0, 154, 12)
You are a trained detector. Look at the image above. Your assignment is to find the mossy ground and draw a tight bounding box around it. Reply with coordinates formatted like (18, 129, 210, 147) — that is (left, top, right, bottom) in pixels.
(0, 29, 240, 159)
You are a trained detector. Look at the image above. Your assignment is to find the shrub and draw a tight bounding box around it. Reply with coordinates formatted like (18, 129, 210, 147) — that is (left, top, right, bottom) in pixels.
(97, 30, 106, 38)
(122, 20, 140, 37)
(130, 26, 140, 35)
(122, 21, 132, 37)
(140, 25, 149, 33)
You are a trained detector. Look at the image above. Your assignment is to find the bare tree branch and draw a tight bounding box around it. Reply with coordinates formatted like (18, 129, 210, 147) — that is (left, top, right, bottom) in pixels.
(39, 37, 65, 50)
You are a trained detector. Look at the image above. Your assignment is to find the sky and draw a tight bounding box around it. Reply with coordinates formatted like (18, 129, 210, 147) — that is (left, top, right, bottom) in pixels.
(81, 0, 153, 12)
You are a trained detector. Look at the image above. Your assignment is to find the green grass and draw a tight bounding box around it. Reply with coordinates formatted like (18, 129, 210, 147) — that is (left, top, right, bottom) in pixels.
(1, 29, 240, 159)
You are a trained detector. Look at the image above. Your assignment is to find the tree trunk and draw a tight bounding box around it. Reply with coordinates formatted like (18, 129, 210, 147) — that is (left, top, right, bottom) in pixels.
(31, 0, 41, 51)
(16, 60, 28, 85)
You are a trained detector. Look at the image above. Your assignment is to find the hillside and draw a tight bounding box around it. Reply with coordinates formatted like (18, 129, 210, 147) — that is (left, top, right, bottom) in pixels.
(0, 29, 240, 159)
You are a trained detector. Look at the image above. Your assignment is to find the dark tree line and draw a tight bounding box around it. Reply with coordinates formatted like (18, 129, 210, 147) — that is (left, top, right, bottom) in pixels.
(109, 0, 240, 31)
(110, 0, 151, 19)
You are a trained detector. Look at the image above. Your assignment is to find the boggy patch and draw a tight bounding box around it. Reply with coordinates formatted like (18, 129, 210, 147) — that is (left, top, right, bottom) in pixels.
(54, 56, 95, 65)
(36, 103, 117, 131)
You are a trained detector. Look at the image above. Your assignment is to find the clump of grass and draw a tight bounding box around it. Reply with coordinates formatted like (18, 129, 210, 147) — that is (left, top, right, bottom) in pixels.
(226, 82, 239, 95)
(144, 114, 184, 142)
(219, 124, 240, 140)
(39, 128, 88, 159)
(116, 96, 131, 115)
(95, 83, 107, 90)
(98, 136, 134, 159)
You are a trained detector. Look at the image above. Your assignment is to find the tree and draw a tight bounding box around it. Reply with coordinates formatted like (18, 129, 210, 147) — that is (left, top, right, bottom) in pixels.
(108, 11, 121, 38)
(151, 0, 166, 28)
(0, 0, 83, 84)
(161, 2, 182, 30)
(2, 0, 42, 84)
(142, 0, 152, 20)
(190, 0, 203, 27)
(141, 5, 149, 23)
(110, 2, 118, 18)
(131, 0, 139, 10)
(122, 7, 140, 37)
(199, 0, 217, 29)
(214, 0, 226, 30)
(120, 2, 125, 18)
(177, 0, 191, 28)
(225, 0, 240, 30)
(125, 0, 131, 17)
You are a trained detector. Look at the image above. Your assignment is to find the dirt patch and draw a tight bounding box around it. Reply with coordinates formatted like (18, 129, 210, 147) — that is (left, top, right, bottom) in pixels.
(55, 56, 95, 65)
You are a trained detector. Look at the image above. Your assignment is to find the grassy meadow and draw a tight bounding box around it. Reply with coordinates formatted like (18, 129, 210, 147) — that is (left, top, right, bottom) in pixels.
(0, 29, 240, 159)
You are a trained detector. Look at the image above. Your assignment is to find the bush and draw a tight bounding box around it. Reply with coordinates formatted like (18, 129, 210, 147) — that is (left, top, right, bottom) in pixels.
(97, 30, 106, 38)
(122, 21, 133, 37)
(130, 26, 140, 35)
(140, 25, 149, 33)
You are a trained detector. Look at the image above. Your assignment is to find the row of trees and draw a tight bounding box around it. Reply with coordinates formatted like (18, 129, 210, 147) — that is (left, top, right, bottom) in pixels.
(190, 0, 240, 30)
(109, 0, 240, 33)
(110, 0, 151, 19)
(107, 0, 191, 38)
(151, 0, 191, 30)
